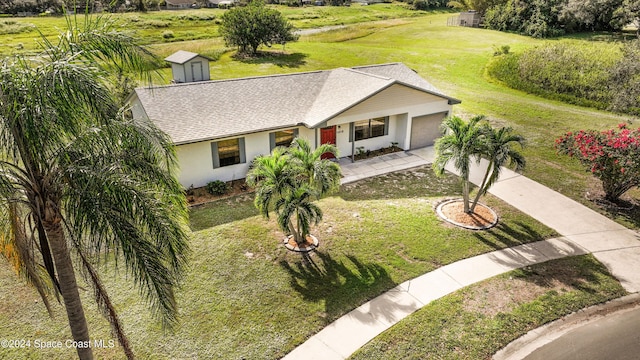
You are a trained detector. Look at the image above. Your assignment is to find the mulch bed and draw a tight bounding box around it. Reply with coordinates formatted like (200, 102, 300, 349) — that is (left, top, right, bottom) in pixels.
(438, 200, 498, 230)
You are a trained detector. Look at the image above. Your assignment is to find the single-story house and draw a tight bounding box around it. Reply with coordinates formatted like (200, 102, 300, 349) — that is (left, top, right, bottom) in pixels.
(128, 62, 460, 188)
(207, 0, 236, 8)
(166, 0, 195, 9)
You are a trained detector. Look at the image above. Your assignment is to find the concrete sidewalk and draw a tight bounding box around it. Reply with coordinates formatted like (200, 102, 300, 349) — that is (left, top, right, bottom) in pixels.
(282, 147, 640, 360)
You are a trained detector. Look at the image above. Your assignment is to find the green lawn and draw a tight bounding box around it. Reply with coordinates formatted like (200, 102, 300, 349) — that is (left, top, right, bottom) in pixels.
(0, 166, 559, 359)
(1, 7, 637, 360)
(351, 255, 627, 359)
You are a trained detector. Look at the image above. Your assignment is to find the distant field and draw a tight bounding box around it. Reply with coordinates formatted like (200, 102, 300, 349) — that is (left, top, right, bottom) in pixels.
(0, 3, 436, 55)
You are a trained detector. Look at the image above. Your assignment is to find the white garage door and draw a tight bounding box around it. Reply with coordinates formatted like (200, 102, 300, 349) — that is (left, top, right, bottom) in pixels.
(410, 112, 447, 150)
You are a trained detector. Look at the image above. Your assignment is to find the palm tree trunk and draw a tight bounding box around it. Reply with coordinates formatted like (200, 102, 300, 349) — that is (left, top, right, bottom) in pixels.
(462, 180, 470, 213)
(470, 160, 493, 214)
(44, 207, 93, 360)
(288, 218, 301, 245)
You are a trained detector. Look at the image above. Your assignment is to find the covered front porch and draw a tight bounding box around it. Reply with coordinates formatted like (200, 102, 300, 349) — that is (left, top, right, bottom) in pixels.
(338, 146, 435, 184)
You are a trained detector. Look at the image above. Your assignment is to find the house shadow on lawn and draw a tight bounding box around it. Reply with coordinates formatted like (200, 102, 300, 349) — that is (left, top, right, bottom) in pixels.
(236, 51, 307, 68)
(188, 194, 258, 231)
(279, 251, 403, 325)
(473, 221, 549, 250)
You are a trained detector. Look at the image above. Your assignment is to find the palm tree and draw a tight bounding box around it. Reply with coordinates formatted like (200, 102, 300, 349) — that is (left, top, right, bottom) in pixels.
(276, 185, 323, 245)
(288, 137, 341, 196)
(0, 16, 188, 360)
(433, 115, 486, 213)
(247, 138, 341, 246)
(246, 146, 295, 217)
(469, 125, 526, 213)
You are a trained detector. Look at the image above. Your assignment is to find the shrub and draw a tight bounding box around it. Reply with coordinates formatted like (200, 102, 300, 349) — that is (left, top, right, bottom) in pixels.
(485, 42, 620, 111)
(162, 30, 175, 39)
(555, 123, 640, 201)
(206, 180, 229, 195)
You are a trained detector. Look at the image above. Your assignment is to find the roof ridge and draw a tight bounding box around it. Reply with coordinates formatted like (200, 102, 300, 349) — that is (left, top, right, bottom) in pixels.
(341, 67, 392, 81)
(136, 69, 330, 90)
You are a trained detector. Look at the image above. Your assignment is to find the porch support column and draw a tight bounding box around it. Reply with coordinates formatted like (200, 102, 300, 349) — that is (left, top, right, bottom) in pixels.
(350, 122, 355, 163)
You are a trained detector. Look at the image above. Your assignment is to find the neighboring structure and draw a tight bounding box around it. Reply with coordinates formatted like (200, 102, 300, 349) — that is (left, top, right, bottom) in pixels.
(164, 50, 212, 83)
(165, 0, 195, 9)
(447, 10, 481, 27)
(207, 0, 237, 7)
(129, 63, 460, 188)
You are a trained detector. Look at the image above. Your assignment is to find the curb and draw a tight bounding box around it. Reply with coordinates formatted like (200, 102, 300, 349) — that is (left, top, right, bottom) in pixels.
(493, 293, 640, 360)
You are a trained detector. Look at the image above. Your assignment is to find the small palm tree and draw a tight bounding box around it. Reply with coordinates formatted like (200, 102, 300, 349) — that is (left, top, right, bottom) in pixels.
(433, 115, 486, 213)
(247, 138, 341, 246)
(288, 137, 341, 196)
(276, 185, 323, 245)
(0, 16, 187, 360)
(469, 125, 526, 213)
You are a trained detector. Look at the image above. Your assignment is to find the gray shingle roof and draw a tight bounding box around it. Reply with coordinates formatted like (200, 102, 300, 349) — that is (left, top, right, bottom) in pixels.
(164, 50, 204, 64)
(132, 63, 459, 145)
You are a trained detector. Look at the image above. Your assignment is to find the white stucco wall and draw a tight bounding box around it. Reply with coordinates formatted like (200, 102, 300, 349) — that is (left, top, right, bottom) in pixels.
(325, 84, 453, 157)
(176, 127, 309, 188)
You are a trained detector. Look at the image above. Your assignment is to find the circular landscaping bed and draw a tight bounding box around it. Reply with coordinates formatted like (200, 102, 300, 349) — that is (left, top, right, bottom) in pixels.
(284, 234, 319, 252)
(436, 199, 498, 230)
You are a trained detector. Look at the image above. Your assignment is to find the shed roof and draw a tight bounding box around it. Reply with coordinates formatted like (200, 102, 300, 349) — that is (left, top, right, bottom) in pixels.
(164, 50, 212, 64)
(132, 63, 460, 145)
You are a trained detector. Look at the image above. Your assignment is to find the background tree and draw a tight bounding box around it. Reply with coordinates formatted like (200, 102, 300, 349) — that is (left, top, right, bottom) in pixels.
(0, 16, 188, 360)
(247, 138, 340, 245)
(433, 115, 486, 214)
(613, 0, 640, 37)
(219, 0, 298, 56)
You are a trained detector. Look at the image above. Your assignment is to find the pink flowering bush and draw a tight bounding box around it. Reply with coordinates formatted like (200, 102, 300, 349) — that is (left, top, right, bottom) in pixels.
(555, 123, 640, 201)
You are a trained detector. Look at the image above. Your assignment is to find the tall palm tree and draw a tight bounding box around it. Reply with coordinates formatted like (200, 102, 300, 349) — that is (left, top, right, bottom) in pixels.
(469, 125, 526, 213)
(247, 138, 341, 246)
(433, 115, 486, 213)
(0, 16, 188, 360)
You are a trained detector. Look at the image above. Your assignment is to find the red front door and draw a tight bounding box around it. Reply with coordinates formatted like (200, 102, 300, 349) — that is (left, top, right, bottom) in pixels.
(320, 126, 336, 159)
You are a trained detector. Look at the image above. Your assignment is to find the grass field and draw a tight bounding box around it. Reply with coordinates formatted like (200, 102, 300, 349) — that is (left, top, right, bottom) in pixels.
(0, 6, 637, 359)
(351, 255, 627, 359)
(0, 166, 560, 359)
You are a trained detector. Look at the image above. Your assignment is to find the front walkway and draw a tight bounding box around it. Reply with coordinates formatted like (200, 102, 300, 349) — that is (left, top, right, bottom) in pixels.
(283, 147, 640, 360)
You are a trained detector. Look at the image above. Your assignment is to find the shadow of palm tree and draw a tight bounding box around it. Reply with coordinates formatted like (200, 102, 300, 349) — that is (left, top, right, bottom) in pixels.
(473, 221, 548, 250)
(279, 251, 403, 324)
(237, 51, 307, 68)
(511, 255, 622, 295)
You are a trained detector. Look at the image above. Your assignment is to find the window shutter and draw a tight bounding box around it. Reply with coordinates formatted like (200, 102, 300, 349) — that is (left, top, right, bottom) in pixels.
(384, 117, 390, 136)
(211, 142, 220, 168)
(293, 128, 299, 137)
(269, 132, 276, 151)
(238, 137, 246, 163)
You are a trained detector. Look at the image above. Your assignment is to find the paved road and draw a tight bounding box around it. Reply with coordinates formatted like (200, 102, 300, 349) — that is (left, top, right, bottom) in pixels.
(522, 306, 640, 360)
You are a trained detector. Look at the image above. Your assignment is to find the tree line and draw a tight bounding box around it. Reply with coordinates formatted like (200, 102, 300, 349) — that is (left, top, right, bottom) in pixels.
(451, 0, 640, 38)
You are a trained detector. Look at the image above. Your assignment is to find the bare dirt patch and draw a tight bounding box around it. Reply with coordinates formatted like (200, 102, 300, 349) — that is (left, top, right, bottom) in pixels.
(463, 261, 588, 317)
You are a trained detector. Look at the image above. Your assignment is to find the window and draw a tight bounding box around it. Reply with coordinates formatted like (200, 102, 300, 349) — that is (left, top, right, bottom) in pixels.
(353, 117, 389, 141)
(211, 138, 246, 168)
(269, 129, 298, 150)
